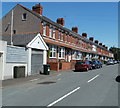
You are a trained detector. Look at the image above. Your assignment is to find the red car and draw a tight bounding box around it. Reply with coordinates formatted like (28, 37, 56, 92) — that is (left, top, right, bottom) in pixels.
(75, 61, 92, 71)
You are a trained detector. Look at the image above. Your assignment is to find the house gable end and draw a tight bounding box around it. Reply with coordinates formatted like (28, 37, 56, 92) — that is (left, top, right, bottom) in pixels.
(27, 33, 48, 50)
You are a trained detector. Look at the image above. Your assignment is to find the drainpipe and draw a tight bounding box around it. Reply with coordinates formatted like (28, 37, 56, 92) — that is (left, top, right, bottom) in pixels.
(10, 10, 14, 45)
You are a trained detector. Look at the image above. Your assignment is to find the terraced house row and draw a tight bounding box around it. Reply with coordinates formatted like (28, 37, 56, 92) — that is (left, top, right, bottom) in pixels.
(2, 3, 113, 74)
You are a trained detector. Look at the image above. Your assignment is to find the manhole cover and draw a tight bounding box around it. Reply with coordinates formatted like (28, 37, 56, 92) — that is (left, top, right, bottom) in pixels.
(37, 81, 56, 85)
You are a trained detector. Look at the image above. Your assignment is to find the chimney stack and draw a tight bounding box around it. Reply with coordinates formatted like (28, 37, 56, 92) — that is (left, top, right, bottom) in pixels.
(95, 40, 99, 44)
(99, 43, 102, 46)
(105, 46, 108, 49)
(32, 3, 43, 15)
(57, 18, 64, 26)
(103, 45, 106, 48)
(82, 33, 87, 38)
(72, 27, 78, 33)
(89, 37, 94, 41)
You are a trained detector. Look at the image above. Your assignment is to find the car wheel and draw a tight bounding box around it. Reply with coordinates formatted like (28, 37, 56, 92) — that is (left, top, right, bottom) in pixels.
(90, 67, 92, 70)
(86, 68, 89, 71)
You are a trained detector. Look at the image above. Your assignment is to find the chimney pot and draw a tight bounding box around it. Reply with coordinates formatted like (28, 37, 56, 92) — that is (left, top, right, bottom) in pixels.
(89, 37, 94, 41)
(32, 3, 43, 15)
(103, 45, 106, 48)
(82, 33, 87, 38)
(105, 46, 108, 49)
(57, 18, 64, 26)
(72, 27, 78, 33)
(99, 43, 102, 46)
(95, 40, 99, 44)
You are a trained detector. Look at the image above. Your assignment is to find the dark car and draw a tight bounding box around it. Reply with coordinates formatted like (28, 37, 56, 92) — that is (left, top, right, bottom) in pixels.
(89, 60, 99, 69)
(97, 61, 103, 68)
(75, 61, 92, 71)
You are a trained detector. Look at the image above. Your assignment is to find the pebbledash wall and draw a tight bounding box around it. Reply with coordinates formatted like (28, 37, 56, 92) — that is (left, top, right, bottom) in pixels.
(2, 3, 114, 71)
(0, 41, 27, 80)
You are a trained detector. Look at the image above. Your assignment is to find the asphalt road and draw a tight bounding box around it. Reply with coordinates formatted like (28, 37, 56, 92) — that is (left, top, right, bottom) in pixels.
(2, 64, 119, 107)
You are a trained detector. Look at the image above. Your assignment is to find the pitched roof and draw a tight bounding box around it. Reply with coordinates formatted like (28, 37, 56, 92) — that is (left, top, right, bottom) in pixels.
(2, 33, 38, 46)
(17, 4, 109, 52)
(2, 4, 110, 52)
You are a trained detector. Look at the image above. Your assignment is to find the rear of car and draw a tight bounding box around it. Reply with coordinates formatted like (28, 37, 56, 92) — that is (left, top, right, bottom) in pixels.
(106, 60, 114, 65)
(75, 61, 92, 71)
(97, 61, 103, 68)
(90, 60, 99, 69)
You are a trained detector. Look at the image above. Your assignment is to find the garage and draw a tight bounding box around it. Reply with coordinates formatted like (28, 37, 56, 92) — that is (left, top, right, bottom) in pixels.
(31, 49, 43, 75)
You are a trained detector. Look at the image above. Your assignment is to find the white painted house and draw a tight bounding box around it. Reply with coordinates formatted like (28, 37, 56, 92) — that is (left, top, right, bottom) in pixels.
(1, 33, 48, 80)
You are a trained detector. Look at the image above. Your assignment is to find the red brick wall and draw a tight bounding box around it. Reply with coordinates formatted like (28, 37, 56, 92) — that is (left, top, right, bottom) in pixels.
(46, 24, 49, 37)
(47, 62, 59, 71)
(61, 62, 73, 70)
(47, 61, 75, 71)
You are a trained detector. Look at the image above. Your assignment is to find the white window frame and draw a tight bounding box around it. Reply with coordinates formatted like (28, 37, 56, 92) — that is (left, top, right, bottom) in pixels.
(49, 45, 57, 58)
(49, 25, 53, 38)
(53, 28, 56, 39)
(72, 50, 77, 60)
(61, 32, 64, 41)
(43, 22, 46, 36)
(58, 47, 65, 59)
(58, 31, 61, 40)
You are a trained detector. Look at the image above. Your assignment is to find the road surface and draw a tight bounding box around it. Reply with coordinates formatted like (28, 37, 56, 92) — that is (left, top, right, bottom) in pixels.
(2, 64, 119, 107)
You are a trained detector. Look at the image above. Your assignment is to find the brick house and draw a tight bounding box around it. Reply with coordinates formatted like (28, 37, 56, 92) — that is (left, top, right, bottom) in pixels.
(2, 3, 114, 71)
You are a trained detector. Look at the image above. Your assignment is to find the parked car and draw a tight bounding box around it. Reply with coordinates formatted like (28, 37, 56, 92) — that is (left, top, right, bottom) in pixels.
(113, 60, 118, 64)
(106, 60, 114, 65)
(117, 60, 120, 64)
(97, 61, 103, 68)
(89, 60, 99, 69)
(75, 61, 92, 71)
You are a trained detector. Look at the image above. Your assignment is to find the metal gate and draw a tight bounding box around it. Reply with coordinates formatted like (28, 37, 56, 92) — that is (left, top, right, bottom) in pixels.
(31, 49, 43, 75)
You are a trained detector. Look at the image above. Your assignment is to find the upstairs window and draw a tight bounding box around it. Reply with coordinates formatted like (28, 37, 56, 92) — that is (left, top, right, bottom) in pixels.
(43, 22, 46, 36)
(53, 28, 56, 39)
(49, 25, 53, 38)
(22, 13, 27, 21)
(58, 31, 61, 40)
(61, 32, 64, 41)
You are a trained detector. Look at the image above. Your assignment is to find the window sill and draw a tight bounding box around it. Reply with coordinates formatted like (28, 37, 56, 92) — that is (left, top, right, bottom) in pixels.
(58, 58, 65, 59)
(49, 57, 57, 59)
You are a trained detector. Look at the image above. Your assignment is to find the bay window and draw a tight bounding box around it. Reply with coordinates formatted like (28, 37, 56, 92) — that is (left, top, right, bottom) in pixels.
(59, 47, 65, 59)
(49, 45, 57, 58)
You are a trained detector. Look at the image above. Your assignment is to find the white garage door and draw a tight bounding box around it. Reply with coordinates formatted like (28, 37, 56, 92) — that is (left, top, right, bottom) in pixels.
(31, 49, 43, 75)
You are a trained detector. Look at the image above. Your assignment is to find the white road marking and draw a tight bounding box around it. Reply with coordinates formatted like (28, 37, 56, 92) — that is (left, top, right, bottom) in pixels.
(57, 74, 61, 76)
(58, 78, 61, 81)
(87, 74, 99, 83)
(47, 87, 80, 107)
(29, 78, 39, 82)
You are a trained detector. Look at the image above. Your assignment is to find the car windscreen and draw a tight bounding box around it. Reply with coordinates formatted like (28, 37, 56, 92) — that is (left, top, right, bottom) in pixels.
(92, 61, 97, 63)
(76, 62, 85, 65)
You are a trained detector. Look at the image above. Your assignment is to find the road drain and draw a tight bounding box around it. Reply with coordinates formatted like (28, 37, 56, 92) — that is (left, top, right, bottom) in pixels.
(37, 81, 56, 85)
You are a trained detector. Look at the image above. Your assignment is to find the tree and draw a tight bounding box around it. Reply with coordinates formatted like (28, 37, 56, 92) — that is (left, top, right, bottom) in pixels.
(109, 47, 120, 60)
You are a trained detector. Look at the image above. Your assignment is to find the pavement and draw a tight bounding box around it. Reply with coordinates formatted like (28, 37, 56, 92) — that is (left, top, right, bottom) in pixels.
(2, 70, 72, 88)
(1, 64, 120, 107)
